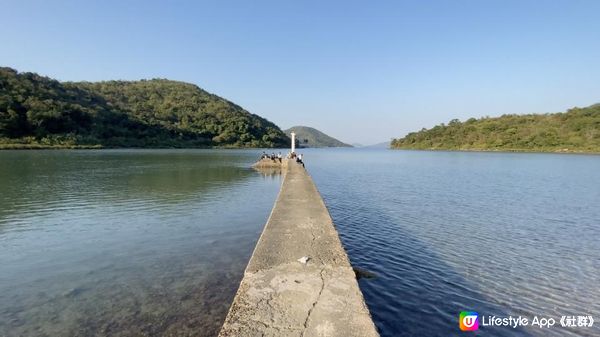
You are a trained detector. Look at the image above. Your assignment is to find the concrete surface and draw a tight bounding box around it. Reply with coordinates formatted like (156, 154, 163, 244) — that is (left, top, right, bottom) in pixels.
(219, 159, 379, 337)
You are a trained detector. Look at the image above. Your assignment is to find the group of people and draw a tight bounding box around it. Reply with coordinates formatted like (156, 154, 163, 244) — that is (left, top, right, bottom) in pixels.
(289, 152, 304, 167)
(259, 151, 305, 167)
(260, 151, 283, 163)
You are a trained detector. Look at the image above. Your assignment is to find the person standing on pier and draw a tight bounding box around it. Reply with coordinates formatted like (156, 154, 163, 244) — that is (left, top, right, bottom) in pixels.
(296, 153, 305, 168)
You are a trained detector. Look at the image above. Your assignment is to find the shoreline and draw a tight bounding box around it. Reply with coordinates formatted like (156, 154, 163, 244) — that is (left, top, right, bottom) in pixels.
(3, 143, 599, 155)
(0, 144, 285, 150)
(390, 147, 600, 155)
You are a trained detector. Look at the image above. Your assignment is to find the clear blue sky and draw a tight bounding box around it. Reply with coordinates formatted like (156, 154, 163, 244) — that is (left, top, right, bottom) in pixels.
(2, 0, 599, 145)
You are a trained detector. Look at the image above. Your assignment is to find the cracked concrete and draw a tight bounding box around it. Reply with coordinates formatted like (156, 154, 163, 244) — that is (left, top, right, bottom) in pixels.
(219, 160, 379, 337)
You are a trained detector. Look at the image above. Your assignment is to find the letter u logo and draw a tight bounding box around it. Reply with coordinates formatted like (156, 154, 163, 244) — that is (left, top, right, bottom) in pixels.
(459, 311, 479, 331)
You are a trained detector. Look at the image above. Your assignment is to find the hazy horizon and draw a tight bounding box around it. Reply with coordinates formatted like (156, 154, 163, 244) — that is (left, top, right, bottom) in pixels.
(2, 0, 599, 144)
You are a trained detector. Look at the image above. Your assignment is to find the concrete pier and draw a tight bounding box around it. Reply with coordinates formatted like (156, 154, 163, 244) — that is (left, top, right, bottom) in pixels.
(219, 159, 379, 337)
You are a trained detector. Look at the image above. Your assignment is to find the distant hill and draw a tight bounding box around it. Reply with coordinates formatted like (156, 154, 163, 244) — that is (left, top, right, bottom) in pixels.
(0, 67, 290, 148)
(284, 126, 352, 148)
(391, 104, 600, 153)
(364, 141, 390, 149)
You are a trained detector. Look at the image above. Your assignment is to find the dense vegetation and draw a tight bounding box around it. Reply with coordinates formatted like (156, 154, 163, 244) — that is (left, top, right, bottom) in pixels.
(0, 67, 289, 148)
(391, 104, 600, 153)
(284, 126, 352, 148)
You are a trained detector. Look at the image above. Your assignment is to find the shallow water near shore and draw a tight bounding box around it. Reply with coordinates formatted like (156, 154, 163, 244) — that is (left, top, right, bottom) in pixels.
(0, 149, 282, 337)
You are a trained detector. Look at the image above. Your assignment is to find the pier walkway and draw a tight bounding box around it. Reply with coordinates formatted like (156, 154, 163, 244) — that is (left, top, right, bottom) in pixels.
(219, 159, 379, 337)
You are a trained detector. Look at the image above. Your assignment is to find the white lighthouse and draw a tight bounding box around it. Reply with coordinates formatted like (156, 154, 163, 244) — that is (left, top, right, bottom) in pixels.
(290, 132, 296, 154)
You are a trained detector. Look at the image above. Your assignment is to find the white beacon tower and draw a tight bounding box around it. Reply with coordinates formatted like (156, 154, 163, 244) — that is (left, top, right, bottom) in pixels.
(291, 132, 296, 153)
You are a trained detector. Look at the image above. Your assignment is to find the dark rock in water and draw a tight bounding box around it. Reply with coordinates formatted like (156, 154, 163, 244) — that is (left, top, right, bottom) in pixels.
(353, 267, 377, 280)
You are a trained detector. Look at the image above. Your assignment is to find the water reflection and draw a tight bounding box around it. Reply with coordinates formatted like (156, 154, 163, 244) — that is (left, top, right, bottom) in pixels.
(253, 166, 284, 178)
(0, 149, 282, 337)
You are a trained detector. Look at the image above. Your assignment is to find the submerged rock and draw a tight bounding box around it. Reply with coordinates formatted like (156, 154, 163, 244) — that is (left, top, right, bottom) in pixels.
(62, 287, 86, 297)
(353, 267, 377, 280)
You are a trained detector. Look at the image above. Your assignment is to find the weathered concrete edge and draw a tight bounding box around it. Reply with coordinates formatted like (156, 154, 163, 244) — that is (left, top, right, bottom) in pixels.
(219, 160, 379, 337)
(245, 160, 289, 273)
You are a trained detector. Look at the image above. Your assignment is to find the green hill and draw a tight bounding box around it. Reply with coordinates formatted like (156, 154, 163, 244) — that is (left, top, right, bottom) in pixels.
(284, 126, 352, 148)
(0, 67, 289, 149)
(391, 104, 600, 153)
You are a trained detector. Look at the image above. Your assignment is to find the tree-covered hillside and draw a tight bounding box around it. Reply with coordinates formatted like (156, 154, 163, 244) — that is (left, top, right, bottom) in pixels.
(0, 67, 289, 148)
(284, 126, 352, 148)
(391, 105, 600, 153)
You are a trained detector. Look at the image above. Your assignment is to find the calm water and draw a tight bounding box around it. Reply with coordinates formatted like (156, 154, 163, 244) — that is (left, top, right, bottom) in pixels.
(0, 149, 282, 337)
(1, 149, 599, 337)
(304, 149, 600, 337)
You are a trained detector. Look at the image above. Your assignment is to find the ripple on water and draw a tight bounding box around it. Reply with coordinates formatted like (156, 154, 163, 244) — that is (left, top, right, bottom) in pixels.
(0, 149, 283, 337)
(307, 149, 600, 337)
